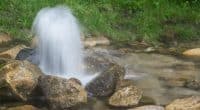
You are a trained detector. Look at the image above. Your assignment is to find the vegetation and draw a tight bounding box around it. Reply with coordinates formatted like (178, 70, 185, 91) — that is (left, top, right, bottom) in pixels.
(0, 0, 199, 45)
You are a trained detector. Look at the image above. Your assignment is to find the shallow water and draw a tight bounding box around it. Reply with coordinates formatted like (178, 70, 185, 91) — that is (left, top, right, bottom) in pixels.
(82, 47, 200, 109)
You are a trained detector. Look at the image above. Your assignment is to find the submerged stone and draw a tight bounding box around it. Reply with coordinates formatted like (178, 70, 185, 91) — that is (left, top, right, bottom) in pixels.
(185, 79, 200, 90)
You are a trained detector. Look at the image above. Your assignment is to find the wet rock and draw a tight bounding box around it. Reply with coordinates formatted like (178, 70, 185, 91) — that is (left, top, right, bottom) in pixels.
(68, 78, 82, 85)
(129, 105, 164, 110)
(0, 33, 12, 45)
(15, 48, 35, 60)
(0, 45, 26, 59)
(166, 96, 200, 110)
(183, 48, 200, 58)
(0, 60, 43, 101)
(38, 75, 87, 110)
(185, 80, 200, 90)
(86, 64, 125, 97)
(84, 36, 110, 48)
(15, 48, 38, 65)
(108, 85, 142, 107)
(85, 55, 114, 74)
(73, 97, 110, 110)
(6, 105, 39, 110)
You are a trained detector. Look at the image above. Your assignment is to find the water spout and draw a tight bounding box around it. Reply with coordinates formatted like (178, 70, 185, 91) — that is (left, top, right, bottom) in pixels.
(32, 6, 95, 85)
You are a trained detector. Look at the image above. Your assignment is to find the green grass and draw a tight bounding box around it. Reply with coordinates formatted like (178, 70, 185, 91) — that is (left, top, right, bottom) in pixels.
(0, 0, 199, 45)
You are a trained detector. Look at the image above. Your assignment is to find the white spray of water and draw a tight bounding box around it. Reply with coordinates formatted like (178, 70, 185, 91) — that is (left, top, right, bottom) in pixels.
(32, 6, 96, 85)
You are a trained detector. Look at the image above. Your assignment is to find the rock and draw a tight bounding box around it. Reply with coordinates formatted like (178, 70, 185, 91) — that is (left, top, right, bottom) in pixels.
(183, 48, 200, 58)
(166, 96, 200, 110)
(0, 60, 43, 101)
(185, 80, 200, 90)
(15, 48, 35, 60)
(15, 48, 38, 65)
(0, 33, 12, 45)
(68, 78, 82, 85)
(85, 55, 114, 74)
(6, 105, 39, 110)
(108, 85, 142, 107)
(0, 58, 7, 68)
(129, 105, 164, 110)
(144, 47, 156, 53)
(38, 75, 87, 109)
(84, 36, 110, 48)
(84, 38, 96, 47)
(86, 64, 125, 97)
(0, 45, 26, 59)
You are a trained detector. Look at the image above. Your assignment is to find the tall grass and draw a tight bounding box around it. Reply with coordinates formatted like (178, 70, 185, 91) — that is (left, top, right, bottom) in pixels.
(0, 0, 199, 45)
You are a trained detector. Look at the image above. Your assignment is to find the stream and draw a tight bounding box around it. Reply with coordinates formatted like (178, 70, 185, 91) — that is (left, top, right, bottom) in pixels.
(81, 47, 200, 110)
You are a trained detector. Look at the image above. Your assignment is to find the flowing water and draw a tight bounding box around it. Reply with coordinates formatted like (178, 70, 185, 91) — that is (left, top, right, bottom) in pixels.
(32, 6, 96, 85)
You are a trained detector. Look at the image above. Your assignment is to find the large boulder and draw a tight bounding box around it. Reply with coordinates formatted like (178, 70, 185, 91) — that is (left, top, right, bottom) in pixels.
(166, 96, 200, 110)
(108, 85, 142, 107)
(0, 45, 26, 59)
(0, 60, 43, 101)
(128, 105, 164, 110)
(86, 63, 125, 97)
(38, 75, 87, 110)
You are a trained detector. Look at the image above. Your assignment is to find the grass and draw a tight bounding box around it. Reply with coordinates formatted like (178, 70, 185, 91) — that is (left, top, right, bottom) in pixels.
(0, 0, 199, 45)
